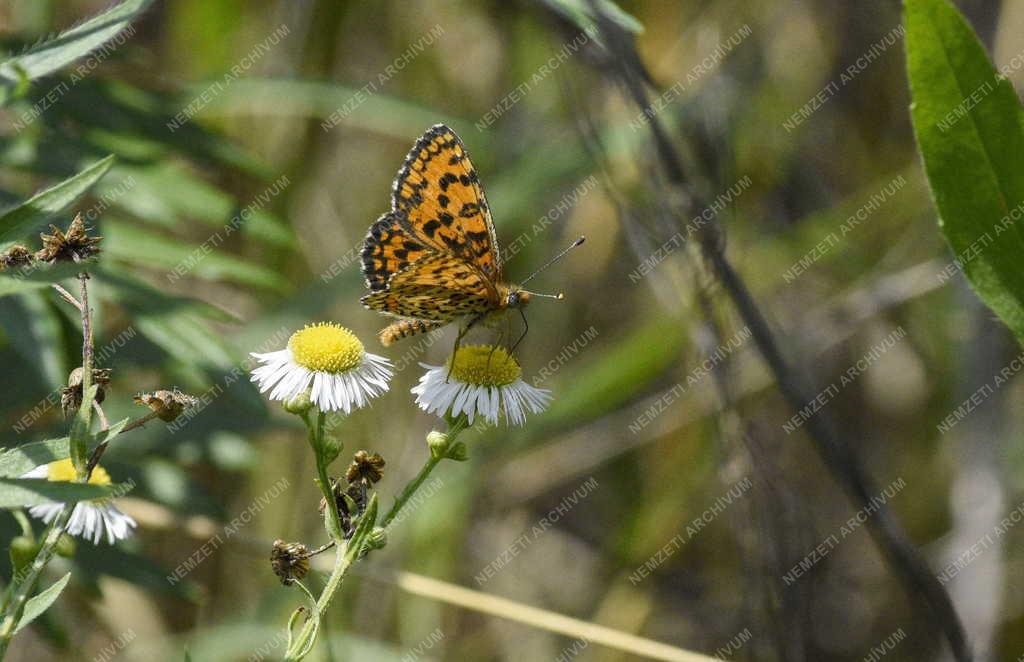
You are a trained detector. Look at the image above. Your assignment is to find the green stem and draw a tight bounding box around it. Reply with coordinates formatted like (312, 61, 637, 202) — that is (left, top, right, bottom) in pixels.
(381, 455, 441, 528)
(281, 420, 463, 660)
(0, 505, 73, 658)
(381, 418, 466, 528)
(78, 273, 93, 400)
(304, 410, 344, 542)
(283, 544, 352, 660)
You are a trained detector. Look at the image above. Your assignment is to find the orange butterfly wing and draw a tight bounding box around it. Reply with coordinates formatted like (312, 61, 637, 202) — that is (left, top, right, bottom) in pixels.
(361, 212, 431, 293)
(361, 253, 498, 321)
(390, 124, 502, 281)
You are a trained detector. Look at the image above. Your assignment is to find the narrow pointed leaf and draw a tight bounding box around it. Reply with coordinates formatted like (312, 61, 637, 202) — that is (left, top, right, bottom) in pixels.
(14, 572, 71, 633)
(0, 0, 153, 101)
(0, 478, 131, 508)
(0, 155, 114, 245)
(906, 0, 1024, 343)
(0, 420, 128, 478)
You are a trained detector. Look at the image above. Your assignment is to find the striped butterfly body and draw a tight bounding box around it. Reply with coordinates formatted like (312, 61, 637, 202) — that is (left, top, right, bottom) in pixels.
(361, 124, 572, 348)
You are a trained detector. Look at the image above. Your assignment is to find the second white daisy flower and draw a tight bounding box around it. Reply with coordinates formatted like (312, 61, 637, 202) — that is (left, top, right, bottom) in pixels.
(412, 345, 551, 426)
(250, 322, 393, 414)
(23, 459, 136, 545)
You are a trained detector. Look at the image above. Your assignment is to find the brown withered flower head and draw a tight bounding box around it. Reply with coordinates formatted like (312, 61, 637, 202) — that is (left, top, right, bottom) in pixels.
(346, 450, 385, 484)
(134, 389, 198, 422)
(61, 367, 112, 418)
(270, 539, 310, 585)
(318, 477, 371, 539)
(0, 245, 34, 271)
(35, 214, 102, 264)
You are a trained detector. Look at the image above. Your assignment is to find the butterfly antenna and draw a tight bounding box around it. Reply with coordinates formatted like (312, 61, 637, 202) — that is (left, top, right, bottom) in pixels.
(519, 236, 586, 287)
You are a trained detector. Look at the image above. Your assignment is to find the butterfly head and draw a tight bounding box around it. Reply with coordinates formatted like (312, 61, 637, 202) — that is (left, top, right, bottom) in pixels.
(505, 288, 564, 309)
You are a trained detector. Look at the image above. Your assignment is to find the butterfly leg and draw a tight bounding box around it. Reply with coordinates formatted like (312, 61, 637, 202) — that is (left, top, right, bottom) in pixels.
(446, 313, 486, 382)
(486, 332, 504, 369)
(486, 317, 512, 369)
(510, 308, 529, 353)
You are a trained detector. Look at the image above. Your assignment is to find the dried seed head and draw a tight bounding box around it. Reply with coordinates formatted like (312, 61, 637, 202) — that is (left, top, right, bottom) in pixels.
(133, 389, 198, 422)
(0, 245, 34, 271)
(35, 214, 102, 264)
(61, 367, 112, 417)
(346, 450, 385, 484)
(270, 539, 310, 585)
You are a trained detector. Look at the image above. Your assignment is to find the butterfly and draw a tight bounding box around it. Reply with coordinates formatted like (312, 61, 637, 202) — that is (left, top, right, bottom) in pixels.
(360, 124, 582, 351)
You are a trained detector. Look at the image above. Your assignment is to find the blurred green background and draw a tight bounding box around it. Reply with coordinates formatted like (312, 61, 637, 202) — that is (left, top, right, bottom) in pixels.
(1, 0, 1023, 660)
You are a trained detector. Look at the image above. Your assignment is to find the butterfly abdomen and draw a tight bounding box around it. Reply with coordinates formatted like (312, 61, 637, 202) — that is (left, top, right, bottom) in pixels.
(380, 319, 443, 346)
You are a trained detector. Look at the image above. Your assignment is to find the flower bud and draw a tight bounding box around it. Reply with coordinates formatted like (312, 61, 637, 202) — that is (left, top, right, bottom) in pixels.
(366, 527, 387, 551)
(54, 533, 76, 558)
(427, 430, 449, 459)
(9, 536, 37, 572)
(283, 390, 313, 415)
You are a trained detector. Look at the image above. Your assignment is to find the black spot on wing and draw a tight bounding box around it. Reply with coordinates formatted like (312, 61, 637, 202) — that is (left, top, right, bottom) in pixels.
(422, 220, 441, 238)
(439, 173, 458, 191)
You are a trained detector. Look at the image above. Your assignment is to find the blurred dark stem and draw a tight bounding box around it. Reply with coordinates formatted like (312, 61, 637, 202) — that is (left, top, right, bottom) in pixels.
(577, 1, 970, 659)
(696, 286, 806, 661)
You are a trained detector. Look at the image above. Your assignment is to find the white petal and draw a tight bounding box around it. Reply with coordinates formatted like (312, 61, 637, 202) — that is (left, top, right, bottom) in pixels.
(21, 465, 49, 479)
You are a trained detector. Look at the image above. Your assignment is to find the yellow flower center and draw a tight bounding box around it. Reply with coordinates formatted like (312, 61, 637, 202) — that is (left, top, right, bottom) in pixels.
(46, 458, 111, 486)
(288, 323, 364, 373)
(448, 345, 522, 386)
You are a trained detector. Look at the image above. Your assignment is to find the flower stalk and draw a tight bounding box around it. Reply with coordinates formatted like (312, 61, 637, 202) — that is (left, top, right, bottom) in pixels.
(280, 417, 467, 661)
(0, 252, 194, 658)
(0, 506, 73, 658)
(0, 269, 99, 658)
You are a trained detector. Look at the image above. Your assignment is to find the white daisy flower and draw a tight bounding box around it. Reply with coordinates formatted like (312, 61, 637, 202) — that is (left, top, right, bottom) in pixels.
(23, 459, 136, 545)
(412, 345, 552, 426)
(250, 322, 392, 414)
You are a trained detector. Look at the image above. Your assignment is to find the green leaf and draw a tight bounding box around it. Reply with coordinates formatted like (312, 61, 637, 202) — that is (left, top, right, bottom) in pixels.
(11, 292, 68, 390)
(15, 572, 71, 633)
(119, 163, 294, 248)
(95, 264, 237, 323)
(0, 477, 131, 508)
(199, 78, 478, 143)
(346, 493, 378, 562)
(906, 0, 1024, 343)
(0, 420, 128, 478)
(0, 155, 114, 245)
(102, 218, 288, 292)
(0, 262, 94, 299)
(68, 384, 97, 475)
(538, 318, 684, 431)
(0, 0, 154, 102)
